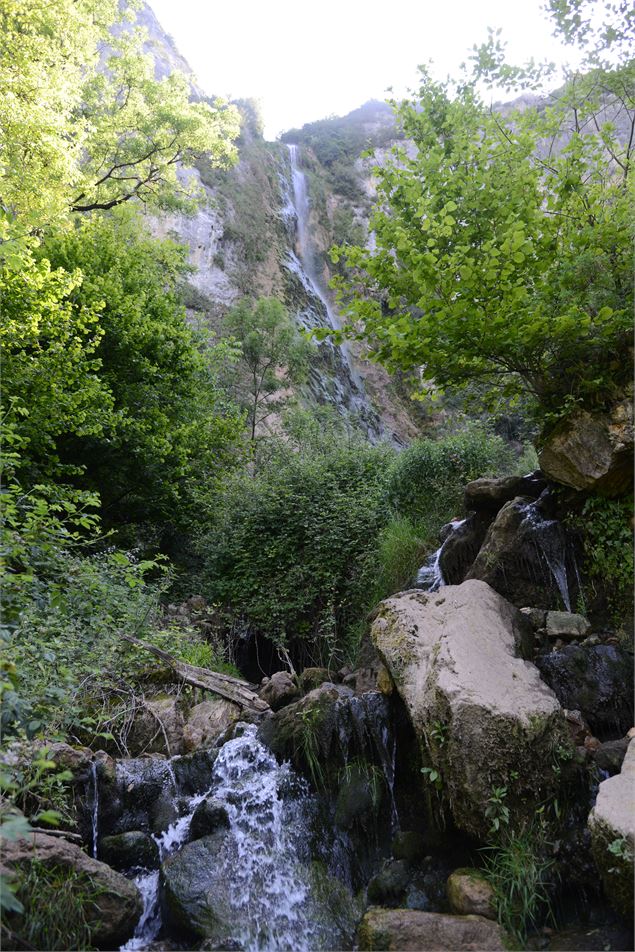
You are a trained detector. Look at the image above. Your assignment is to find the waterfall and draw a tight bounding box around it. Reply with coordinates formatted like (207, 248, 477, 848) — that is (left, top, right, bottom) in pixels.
(518, 501, 572, 611)
(415, 519, 466, 592)
(282, 144, 383, 440)
(89, 761, 99, 858)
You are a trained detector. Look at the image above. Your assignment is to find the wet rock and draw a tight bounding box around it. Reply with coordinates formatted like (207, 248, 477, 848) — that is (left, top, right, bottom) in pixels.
(258, 670, 301, 711)
(357, 907, 508, 950)
(466, 496, 578, 610)
(520, 606, 548, 629)
(446, 868, 495, 919)
(545, 611, 591, 640)
(372, 581, 569, 838)
(594, 738, 630, 776)
(298, 667, 332, 693)
(161, 831, 232, 940)
(588, 738, 635, 918)
(392, 831, 426, 864)
(437, 511, 493, 586)
(535, 644, 634, 739)
(334, 761, 381, 830)
(183, 699, 240, 752)
(563, 709, 591, 746)
(367, 860, 410, 905)
(171, 749, 218, 796)
(127, 696, 186, 756)
(464, 472, 547, 511)
(1, 832, 142, 947)
(189, 798, 230, 841)
(100, 830, 159, 870)
(539, 394, 634, 496)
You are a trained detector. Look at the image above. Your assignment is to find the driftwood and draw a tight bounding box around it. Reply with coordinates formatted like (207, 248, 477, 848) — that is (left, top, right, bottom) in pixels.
(120, 633, 270, 714)
(30, 827, 83, 842)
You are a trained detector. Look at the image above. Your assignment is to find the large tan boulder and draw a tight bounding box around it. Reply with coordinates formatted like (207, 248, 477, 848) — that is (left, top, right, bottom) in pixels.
(183, 698, 240, 752)
(371, 580, 570, 838)
(357, 907, 508, 950)
(539, 394, 633, 495)
(1, 832, 142, 948)
(588, 738, 635, 919)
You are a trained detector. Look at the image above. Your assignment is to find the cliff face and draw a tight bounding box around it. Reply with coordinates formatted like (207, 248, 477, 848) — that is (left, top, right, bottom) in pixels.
(135, 3, 419, 443)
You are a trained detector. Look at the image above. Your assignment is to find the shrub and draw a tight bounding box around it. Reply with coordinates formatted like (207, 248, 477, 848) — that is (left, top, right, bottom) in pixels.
(575, 493, 634, 621)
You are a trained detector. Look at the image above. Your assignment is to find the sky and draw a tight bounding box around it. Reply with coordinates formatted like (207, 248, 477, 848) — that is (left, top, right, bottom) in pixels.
(149, 0, 576, 140)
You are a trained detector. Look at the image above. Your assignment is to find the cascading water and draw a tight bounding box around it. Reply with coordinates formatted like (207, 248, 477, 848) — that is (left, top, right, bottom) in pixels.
(282, 145, 383, 441)
(120, 725, 356, 952)
(519, 502, 573, 610)
(415, 519, 466, 592)
(89, 761, 99, 858)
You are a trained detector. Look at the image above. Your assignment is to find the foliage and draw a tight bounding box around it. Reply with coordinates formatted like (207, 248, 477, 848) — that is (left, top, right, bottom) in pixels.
(0, 744, 74, 831)
(366, 516, 429, 604)
(197, 435, 395, 666)
(3, 860, 100, 950)
(223, 297, 313, 441)
(572, 493, 634, 619)
(482, 822, 555, 945)
(281, 100, 395, 171)
(0, 0, 239, 246)
(385, 425, 514, 526)
(331, 25, 634, 427)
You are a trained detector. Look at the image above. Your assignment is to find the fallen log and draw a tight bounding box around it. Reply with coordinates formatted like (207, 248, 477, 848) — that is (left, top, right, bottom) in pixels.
(120, 633, 270, 714)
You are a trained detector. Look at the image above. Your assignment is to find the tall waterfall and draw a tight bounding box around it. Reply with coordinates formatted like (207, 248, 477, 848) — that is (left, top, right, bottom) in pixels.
(283, 144, 383, 441)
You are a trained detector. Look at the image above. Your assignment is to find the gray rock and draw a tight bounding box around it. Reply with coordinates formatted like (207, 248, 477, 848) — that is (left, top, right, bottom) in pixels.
(372, 581, 569, 838)
(100, 830, 159, 870)
(594, 738, 630, 776)
(446, 868, 495, 919)
(588, 738, 635, 918)
(183, 698, 240, 752)
(545, 611, 591, 639)
(161, 831, 232, 940)
(464, 473, 546, 511)
(357, 907, 508, 950)
(189, 798, 230, 841)
(298, 667, 332, 693)
(535, 644, 634, 738)
(539, 394, 633, 495)
(1, 832, 142, 948)
(258, 670, 301, 711)
(127, 696, 185, 756)
(437, 511, 493, 586)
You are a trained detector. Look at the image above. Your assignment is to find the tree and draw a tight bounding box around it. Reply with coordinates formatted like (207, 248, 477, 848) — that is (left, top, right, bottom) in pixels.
(332, 3, 633, 430)
(223, 298, 313, 441)
(0, 0, 240, 248)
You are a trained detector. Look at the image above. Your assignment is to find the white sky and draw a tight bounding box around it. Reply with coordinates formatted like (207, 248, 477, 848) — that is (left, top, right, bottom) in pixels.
(149, 0, 577, 139)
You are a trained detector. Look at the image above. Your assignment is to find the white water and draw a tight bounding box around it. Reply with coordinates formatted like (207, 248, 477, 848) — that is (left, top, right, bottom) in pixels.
(415, 518, 466, 592)
(120, 725, 348, 951)
(518, 502, 572, 611)
(89, 761, 99, 858)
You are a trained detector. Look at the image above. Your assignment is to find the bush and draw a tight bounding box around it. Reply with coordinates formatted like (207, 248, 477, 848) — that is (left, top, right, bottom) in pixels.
(198, 439, 395, 667)
(575, 493, 634, 621)
(386, 425, 514, 527)
(367, 516, 429, 604)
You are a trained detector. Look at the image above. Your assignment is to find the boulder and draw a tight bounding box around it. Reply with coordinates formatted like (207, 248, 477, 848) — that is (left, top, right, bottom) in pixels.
(594, 737, 630, 776)
(298, 667, 332, 694)
(258, 670, 301, 711)
(464, 473, 547, 511)
(189, 798, 230, 841)
(371, 581, 569, 838)
(539, 395, 634, 496)
(367, 860, 410, 905)
(544, 611, 591, 640)
(99, 830, 159, 870)
(1, 832, 142, 948)
(437, 512, 493, 586)
(126, 696, 185, 756)
(588, 738, 635, 918)
(161, 831, 232, 941)
(357, 907, 508, 950)
(535, 644, 634, 739)
(466, 496, 578, 610)
(183, 698, 240, 752)
(446, 868, 495, 919)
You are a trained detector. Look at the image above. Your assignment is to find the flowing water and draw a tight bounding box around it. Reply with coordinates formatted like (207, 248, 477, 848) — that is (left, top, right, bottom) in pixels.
(89, 761, 99, 858)
(282, 145, 383, 441)
(414, 519, 466, 592)
(119, 725, 355, 951)
(517, 501, 573, 611)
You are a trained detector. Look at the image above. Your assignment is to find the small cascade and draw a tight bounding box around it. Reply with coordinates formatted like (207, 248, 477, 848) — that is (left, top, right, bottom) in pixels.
(415, 519, 466, 592)
(518, 501, 572, 611)
(89, 761, 99, 858)
(121, 871, 161, 951)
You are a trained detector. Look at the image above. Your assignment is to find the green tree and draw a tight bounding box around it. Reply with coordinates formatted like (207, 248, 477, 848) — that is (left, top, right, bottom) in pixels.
(223, 298, 313, 441)
(332, 5, 633, 430)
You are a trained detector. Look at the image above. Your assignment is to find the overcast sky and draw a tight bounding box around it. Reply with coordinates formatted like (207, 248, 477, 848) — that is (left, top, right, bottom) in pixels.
(149, 0, 577, 139)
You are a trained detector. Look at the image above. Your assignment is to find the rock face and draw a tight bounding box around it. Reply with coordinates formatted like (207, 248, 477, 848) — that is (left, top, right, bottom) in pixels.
(371, 581, 569, 837)
(588, 738, 635, 918)
(539, 395, 634, 495)
(446, 868, 495, 919)
(182, 698, 240, 752)
(1, 832, 142, 948)
(357, 907, 508, 950)
(466, 496, 578, 610)
(535, 644, 634, 739)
